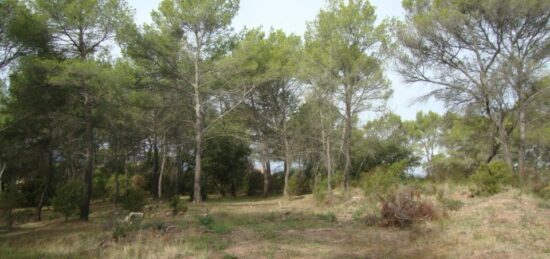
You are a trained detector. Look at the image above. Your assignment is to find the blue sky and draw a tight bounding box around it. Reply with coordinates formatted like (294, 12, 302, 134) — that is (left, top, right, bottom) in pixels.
(126, 0, 445, 121)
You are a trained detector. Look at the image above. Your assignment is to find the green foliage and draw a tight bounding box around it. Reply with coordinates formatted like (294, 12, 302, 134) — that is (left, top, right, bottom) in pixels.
(361, 160, 408, 200)
(535, 184, 550, 201)
(0, 187, 23, 227)
(313, 178, 328, 204)
(198, 214, 214, 227)
(51, 180, 86, 221)
(197, 214, 231, 234)
(111, 222, 137, 241)
(315, 212, 337, 223)
(106, 174, 129, 201)
(120, 188, 146, 212)
(288, 171, 311, 196)
(169, 196, 187, 216)
(470, 161, 516, 196)
(203, 136, 251, 197)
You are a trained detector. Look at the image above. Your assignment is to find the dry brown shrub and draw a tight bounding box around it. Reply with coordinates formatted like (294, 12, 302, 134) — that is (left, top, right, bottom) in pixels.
(379, 186, 437, 228)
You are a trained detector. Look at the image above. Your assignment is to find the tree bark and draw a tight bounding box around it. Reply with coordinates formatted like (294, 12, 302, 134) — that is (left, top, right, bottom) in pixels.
(518, 108, 526, 178)
(283, 135, 291, 197)
(192, 34, 203, 203)
(262, 159, 271, 198)
(80, 101, 94, 221)
(342, 87, 352, 192)
(158, 132, 167, 198)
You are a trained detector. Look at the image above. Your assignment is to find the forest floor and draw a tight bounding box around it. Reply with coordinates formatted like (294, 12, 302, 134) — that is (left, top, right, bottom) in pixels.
(1, 184, 550, 259)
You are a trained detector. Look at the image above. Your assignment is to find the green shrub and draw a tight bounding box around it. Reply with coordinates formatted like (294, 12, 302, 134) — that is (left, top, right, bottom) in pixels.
(441, 198, 464, 211)
(361, 161, 406, 200)
(121, 188, 146, 212)
(534, 184, 550, 201)
(315, 212, 336, 223)
(312, 178, 328, 204)
(169, 196, 187, 216)
(287, 171, 310, 196)
(0, 187, 23, 227)
(197, 214, 231, 234)
(106, 174, 129, 202)
(51, 180, 86, 221)
(470, 161, 515, 196)
(198, 214, 214, 227)
(111, 222, 136, 241)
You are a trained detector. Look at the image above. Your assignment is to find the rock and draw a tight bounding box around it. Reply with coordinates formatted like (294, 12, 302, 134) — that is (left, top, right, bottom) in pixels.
(124, 212, 144, 223)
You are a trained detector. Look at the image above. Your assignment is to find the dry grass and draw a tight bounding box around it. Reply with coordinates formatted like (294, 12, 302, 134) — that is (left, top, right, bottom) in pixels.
(1, 185, 549, 258)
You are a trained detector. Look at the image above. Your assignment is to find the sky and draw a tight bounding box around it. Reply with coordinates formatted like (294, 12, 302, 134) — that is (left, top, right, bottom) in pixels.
(126, 0, 445, 121)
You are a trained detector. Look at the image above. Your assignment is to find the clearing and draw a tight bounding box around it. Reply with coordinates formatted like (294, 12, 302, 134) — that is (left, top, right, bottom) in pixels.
(1, 185, 549, 259)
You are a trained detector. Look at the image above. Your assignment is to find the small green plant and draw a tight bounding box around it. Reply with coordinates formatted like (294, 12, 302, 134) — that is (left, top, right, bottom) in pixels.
(441, 198, 464, 211)
(535, 184, 550, 201)
(111, 222, 136, 241)
(51, 180, 86, 221)
(312, 178, 328, 204)
(121, 188, 146, 211)
(169, 196, 187, 216)
(315, 212, 337, 223)
(198, 214, 214, 226)
(470, 161, 515, 196)
(197, 214, 231, 234)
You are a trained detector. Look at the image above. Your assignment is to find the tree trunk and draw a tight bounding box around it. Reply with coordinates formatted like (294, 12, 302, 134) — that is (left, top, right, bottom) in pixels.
(262, 159, 271, 198)
(152, 137, 159, 197)
(36, 187, 46, 221)
(283, 135, 291, 197)
(158, 132, 167, 198)
(80, 101, 94, 221)
(192, 32, 204, 204)
(518, 108, 526, 178)
(325, 132, 332, 194)
(343, 88, 352, 192)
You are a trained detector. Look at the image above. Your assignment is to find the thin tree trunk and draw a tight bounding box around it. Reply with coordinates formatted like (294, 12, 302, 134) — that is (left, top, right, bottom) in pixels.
(343, 88, 352, 192)
(192, 34, 203, 203)
(283, 135, 291, 197)
(80, 101, 94, 221)
(326, 132, 332, 194)
(158, 132, 167, 198)
(518, 108, 526, 178)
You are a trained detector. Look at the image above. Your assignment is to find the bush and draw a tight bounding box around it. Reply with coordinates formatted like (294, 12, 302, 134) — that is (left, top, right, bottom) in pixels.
(287, 171, 310, 196)
(197, 214, 231, 234)
(361, 161, 407, 200)
(470, 161, 515, 196)
(169, 196, 187, 216)
(0, 187, 23, 227)
(121, 188, 146, 212)
(312, 178, 328, 204)
(132, 175, 146, 189)
(315, 212, 336, 223)
(111, 222, 137, 241)
(379, 186, 436, 228)
(105, 174, 129, 202)
(51, 180, 86, 221)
